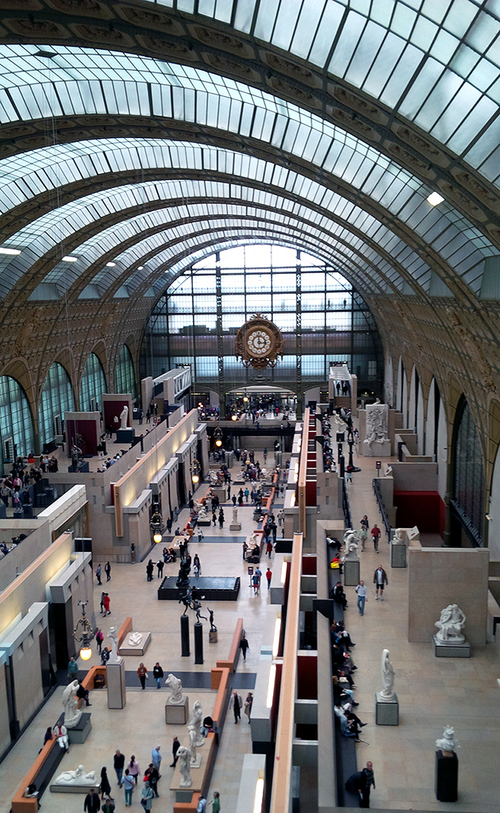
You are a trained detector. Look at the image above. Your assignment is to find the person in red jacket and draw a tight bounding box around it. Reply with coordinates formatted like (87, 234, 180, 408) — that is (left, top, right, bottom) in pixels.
(103, 593, 111, 616)
(371, 524, 381, 553)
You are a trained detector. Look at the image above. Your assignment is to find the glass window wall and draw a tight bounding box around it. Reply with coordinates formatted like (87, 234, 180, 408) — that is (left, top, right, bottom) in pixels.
(79, 353, 107, 412)
(141, 244, 382, 394)
(38, 363, 75, 447)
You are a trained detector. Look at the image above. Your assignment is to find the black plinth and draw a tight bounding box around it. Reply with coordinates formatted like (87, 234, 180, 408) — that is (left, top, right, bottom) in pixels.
(435, 750, 458, 802)
(180, 613, 190, 657)
(194, 622, 203, 664)
(158, 576, 241, 601)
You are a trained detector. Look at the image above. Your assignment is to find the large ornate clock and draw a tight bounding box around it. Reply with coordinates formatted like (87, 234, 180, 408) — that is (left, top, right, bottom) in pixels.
(235, 314, 284, 370)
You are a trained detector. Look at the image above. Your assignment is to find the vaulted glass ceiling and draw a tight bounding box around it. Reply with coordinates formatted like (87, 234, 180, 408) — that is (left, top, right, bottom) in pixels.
(151, 0, 500, 178)
(0, 0, 499, 308)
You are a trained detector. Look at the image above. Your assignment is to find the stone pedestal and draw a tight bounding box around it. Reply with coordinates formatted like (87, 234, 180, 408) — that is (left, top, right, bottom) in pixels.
(230, 522, 242, 531)
(118, 631, 151, 656)
(165, 697, 189, 724)
(67, 713, 92, 743)
(375, 692, 399, 725)
(51, 782, 100, 794)
(107, 659, 126, 708)
(343, 557, 360, 586)
(209, 630, 218, 643)
(432, 635, 471, 657)
(198, 518, 211, 526)
(390, 542, 407, 568)
(435, 750, 458, 802)
(212, 488, 226, 505)
(116, 427, 135, 443)
(362, 439, 391, 457)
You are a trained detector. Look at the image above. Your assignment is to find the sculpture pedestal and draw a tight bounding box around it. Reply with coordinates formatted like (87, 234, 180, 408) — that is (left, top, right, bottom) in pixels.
(432, 635, 471, 658)
(116, 427, 135, 443)
(362, 439, 391, 457)
(343, 557, 360, 586)
(390, 542, 407, 568)
(107, 659, 126, 708)
(230, 522, 242, 531)
(198, 518, 211, 526)
(118, 631, 151, 656)
(190, 755, 201, 769)
(435, 750, 458, 802)
(165, 697, 189, 724)
(67, 713, 92, 744)
(375, 692, 399, 726)
(212, 488, 226, 505)
(50, 782, 100, 794)
(209, 630, 218, 643)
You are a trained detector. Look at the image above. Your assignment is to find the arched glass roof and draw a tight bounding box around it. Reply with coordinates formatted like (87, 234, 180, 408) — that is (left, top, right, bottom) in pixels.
(0, 0, 498, 312)
(147, 0, 500, 179)
(0, 137, 490, 301)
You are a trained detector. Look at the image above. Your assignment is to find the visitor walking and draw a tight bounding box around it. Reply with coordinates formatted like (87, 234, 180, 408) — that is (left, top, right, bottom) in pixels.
(239, 632, 249, 661)
(105, 561, 111, 581)
(371, 524, 381, 553)
(373, 566, 388, 600)
(355, 580, 368, 615)
(137, 663, 148, 690)
(230, 690, 242, 723)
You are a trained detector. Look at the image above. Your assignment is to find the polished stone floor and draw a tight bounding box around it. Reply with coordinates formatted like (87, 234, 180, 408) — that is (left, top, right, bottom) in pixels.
(1, 442, 499, 813)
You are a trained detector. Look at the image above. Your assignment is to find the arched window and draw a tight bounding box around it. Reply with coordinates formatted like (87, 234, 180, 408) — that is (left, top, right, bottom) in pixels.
(79, 353, 106, 412)
(38, 363, 75, 447)
(115, 345, 135, 396)
(0, 376, 34, 467)
(451, 399, 484, 546)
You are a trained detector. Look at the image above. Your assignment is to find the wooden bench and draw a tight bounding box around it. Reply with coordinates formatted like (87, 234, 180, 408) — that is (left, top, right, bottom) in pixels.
(334, 716, 359, 807)
(12, 666, 107, 812)
(11, 737, 65, 813)
(215, 617, 243, 673)
(173, 632, 235, 813)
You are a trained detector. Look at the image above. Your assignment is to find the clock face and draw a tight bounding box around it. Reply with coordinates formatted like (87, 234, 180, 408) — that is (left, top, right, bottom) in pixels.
(246, 329, 272, 356)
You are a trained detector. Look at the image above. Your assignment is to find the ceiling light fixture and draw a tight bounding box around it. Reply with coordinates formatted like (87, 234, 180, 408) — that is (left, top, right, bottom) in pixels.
(62, 256, 78, 262)
(106, 262, 116, 267)
(0, 247, 22, 255)
(427, 192, 444, 206)
(138, 266, 144, 270)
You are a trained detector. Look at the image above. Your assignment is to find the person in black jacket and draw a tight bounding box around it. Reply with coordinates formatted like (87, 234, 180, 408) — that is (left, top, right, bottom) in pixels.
(170, 736, 180, 767)
(153, 662, 164, 689)
(84, 788, 101, 813)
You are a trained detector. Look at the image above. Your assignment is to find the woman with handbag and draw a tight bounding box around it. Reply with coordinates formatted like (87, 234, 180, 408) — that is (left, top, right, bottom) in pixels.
(141, 781, 154, 811)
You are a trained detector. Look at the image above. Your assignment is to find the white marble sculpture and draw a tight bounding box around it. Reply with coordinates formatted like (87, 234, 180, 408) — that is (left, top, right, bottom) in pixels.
(120, 405, 128, 429)
(380, 649, 395, 699)
(232, 508, 238, 524)
(188, 700, 204, 746)
(127, 632, 143, 647)
(187, 725, 200, 767)
(435, 604, 466, 644)
(54, 765, 96, 786)
(62, 680, 82, 728)
(392, 528, 405, 545)
(343, 529, 359, 557)
(177, 746, 192, 787)
(436, 725, 459, 753)
(107, 626, 120, 663)
(165, 673, 183, 704)
(365, 403, 389, 448)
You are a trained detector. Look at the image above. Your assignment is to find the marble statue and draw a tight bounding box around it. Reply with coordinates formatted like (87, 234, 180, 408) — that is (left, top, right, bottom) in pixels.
(107, 626, 120, 663)
(54, 765, 96, 785)
(436, 725, 459, 753)
(127, 632, 143, 647)
(435, 604, 466, 644)
(120, 405, 128, 429)
(188, 725, 199, 766)
(343, 529, 359, 556)
(392, 528, 405, 545)
(380, 649, 395, 699)
(165, 673, 183, 704)
(365, 403, 389, 448)
(232, 507, 238, 524)
(62, 680, 82, 728)
(177, 746, 192, 787)
(188, 700, 204, 746)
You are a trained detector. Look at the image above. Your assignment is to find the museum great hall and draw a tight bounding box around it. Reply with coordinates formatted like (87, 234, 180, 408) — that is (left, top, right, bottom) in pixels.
(0, 2, 499, 812)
